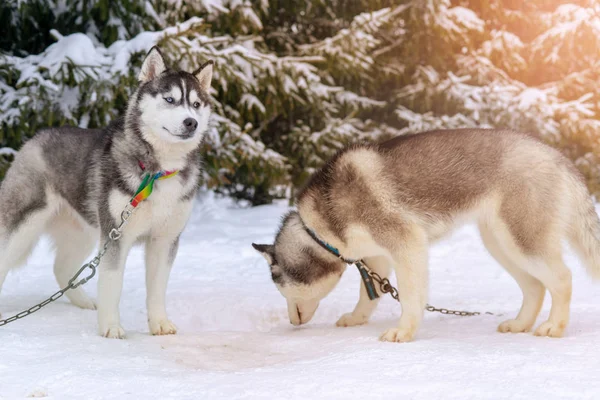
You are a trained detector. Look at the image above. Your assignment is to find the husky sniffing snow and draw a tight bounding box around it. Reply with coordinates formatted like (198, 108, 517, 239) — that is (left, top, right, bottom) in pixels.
(0, 47, 213, 338)
(253, 129, 600, 342)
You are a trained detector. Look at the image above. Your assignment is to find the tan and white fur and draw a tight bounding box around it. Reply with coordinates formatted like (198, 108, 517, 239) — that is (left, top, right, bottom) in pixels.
(253, 129, 600, 342)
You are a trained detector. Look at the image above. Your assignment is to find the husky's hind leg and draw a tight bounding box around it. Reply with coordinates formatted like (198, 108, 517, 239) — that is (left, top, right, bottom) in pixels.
(485, 203, 572, 337)
(505, 244, 572, 337)
(1, 209, 55, 270)
(479, 221, 545, 333)
(0, 236, 8, 296)
(0, 200, 57, 314)
(0, 266, 8, 312)
(528, 253, 571, 338)
(47, 211, 97, 310)
(0, 267, 7, 291)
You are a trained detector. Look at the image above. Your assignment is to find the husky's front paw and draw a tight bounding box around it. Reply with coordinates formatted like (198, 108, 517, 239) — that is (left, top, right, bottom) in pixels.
(336, 312, 368, 327)
(149, 319, 177, 336)
(534, 321, 565, 338)
(497, 319, 531, 333)
(379, 327, 415, 343)
(100, 324, 126, 339)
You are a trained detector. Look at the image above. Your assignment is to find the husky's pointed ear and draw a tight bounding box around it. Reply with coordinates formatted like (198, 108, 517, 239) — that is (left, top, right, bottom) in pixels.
(193, 60, 214, 92)
(139, 47, 166, 83)
(252, 243, 275, 264)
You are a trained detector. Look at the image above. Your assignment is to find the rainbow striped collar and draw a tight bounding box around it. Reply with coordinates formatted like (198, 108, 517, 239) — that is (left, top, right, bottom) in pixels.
(130, 160, 179, 207)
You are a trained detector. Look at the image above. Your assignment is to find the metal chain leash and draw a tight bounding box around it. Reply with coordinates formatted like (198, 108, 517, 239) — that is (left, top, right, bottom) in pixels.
(361, 262, 496, 317)
(0, 205, 134, 327)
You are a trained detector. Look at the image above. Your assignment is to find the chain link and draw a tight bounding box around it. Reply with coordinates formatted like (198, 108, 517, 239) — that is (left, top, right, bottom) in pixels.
(1, 201, 493, 326)
(361, 261, 495, 317)
(0, 205, 134, 327)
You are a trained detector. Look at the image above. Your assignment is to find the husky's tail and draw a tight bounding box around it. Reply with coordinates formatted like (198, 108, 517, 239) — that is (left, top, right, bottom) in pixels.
(569, 188, 600, 280)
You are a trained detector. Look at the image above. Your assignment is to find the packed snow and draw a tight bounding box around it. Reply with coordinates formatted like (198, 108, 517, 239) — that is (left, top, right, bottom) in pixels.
(2, 193, 600, 399)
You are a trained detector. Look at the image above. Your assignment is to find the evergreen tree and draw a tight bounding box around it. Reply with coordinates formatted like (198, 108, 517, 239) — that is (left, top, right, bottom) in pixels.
(361, 0, 600, 194)
(1, 0, 600, 204)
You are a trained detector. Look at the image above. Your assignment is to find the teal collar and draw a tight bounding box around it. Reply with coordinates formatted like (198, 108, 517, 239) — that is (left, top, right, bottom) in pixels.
(304, 227, 357, 264)
(302, 225, 379, 300)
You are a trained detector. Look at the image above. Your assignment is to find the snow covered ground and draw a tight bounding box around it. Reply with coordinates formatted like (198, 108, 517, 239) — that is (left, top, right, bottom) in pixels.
(2, 193, 600, 399)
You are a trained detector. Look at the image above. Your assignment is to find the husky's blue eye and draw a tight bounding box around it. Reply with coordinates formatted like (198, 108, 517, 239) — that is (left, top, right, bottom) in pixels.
(193, 101, 200, 108)
(165, 97, 174, 103)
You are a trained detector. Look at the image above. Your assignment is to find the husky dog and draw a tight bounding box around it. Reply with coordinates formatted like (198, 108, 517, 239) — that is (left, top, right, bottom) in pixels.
(0, 47, 213, 338)
(253, 129, 600, 342)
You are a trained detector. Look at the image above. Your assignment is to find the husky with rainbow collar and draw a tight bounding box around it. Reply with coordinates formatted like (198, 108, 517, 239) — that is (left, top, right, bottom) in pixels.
(253, 129, 600, 342)
(0, 47, 213, 338)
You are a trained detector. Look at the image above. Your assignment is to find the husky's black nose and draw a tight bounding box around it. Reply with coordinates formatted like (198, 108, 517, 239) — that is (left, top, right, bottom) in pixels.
(183, 118, 198, 132)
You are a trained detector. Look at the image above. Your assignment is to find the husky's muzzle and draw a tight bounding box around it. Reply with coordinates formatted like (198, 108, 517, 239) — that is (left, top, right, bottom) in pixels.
(287, 299, 320, 325)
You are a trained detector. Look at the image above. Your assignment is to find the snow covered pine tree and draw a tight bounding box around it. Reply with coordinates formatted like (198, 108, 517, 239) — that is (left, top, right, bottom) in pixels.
(1, 0, 599, 203)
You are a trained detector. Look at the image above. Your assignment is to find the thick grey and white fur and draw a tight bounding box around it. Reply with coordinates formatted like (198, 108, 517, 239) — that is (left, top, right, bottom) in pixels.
(253, 129, 600, 342)
(0, 47, 213, 338)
